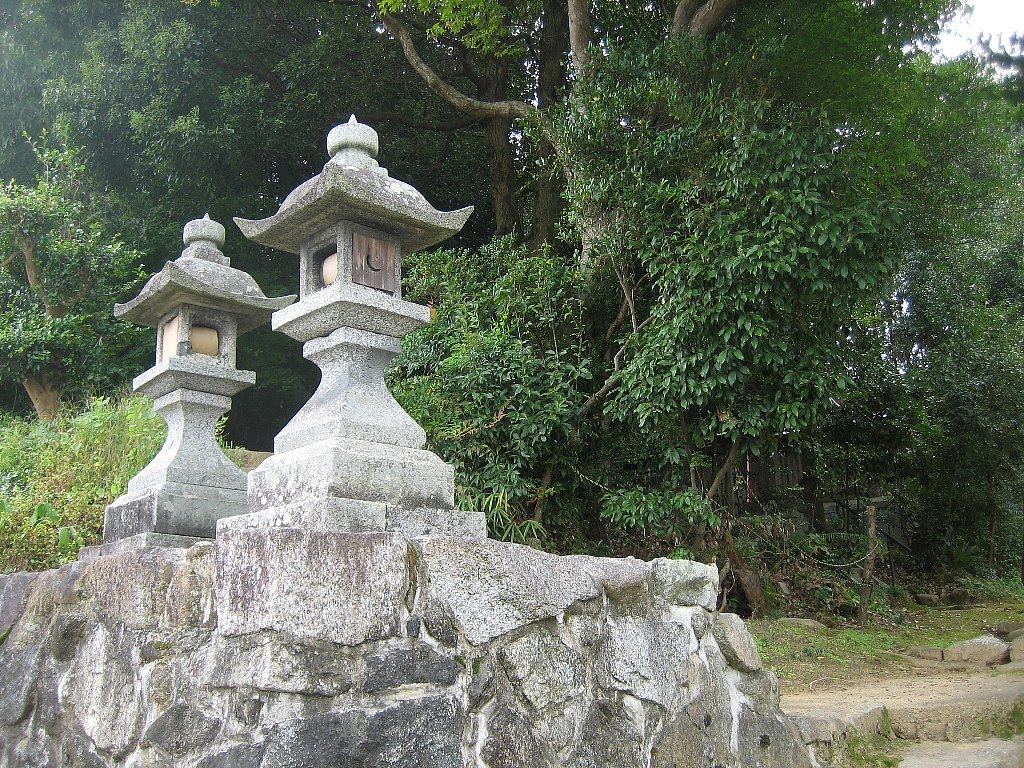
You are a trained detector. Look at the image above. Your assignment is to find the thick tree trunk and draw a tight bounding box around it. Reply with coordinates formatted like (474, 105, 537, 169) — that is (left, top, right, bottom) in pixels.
(23, 375, 61, 421)
(528, 0, 569, 249)
(724, 528, 767, 618)
(483, 116, 521, 237)
(482, 56, 522, 238)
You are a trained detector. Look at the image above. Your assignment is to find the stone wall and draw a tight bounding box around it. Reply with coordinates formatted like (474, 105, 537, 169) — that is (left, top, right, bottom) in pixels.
(0, 531, 814, 768)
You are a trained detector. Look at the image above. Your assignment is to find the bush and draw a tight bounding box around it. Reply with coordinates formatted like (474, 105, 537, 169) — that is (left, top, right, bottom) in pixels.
(0, 395, 164, 571)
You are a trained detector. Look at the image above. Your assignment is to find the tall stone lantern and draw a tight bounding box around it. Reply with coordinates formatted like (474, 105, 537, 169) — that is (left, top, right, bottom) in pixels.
(103, 216, 294, 544)
(229, 116, 485, 538)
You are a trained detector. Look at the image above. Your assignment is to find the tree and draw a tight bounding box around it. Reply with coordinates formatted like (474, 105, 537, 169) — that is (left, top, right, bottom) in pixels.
(0, 138, 145, 419)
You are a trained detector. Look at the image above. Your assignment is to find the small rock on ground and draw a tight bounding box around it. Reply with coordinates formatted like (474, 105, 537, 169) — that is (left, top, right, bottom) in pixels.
(906, 645, 943, 662)
(944, 636, 1010, 666)
(1012, 637, 1024, 663)
(776, 618, 828, 632)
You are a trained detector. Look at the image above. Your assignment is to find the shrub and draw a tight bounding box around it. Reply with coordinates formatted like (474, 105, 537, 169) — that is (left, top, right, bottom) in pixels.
(0, 395, 164, 571)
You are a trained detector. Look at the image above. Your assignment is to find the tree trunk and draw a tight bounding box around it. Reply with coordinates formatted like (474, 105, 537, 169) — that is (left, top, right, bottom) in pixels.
(23, 375, 61, 421)
(528, 0, 569, 249)
(988, 510, 998, 567)
(483, 116, 521, 237)
(858, 505, 877, 627)
(724, 528, 767, 618)
(1019, 529, 1024, 586)
(482, 56, 521, 238)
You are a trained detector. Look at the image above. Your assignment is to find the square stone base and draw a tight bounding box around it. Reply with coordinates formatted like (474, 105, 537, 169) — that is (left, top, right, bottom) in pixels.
(247, 438, 456, 513)
(218, 497, 486, 539)
(104, 482, 247, 542)
(78, 532, 204, 561)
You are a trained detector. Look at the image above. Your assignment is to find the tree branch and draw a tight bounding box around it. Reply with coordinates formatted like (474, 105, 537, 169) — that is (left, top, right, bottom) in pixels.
(361, 111, 481, 131)
(612, 261, 638, 332)
(687, 0, 740, 36)
(606, 296, 630, 341)
(577, 373, 622, 418)
(705, 439, 741, 501)
(672, 0, 699, 35)
(382, 15, 535, 120)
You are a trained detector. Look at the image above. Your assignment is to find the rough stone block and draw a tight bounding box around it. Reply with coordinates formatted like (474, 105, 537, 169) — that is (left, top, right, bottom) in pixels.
(215, 528, 410, 645)
(143, 703, 220, 756)
(202, 634, 358, 695)
(732, 669, 782, 713)
(0, 634, 41, 726)
(64, 623, 145, 757)
(712, 612, 763, 672)
(776, 617, 828, 632)
(262, 697, 463, 768)
(944, 635, 1010, 666)
(595, 615, 695, 708)
(568, 555, 652, 603)
(995, 621, 1024, 636)
(574, 696, 648, 768)
(365, 645, 461, 692)
(651, 557, 720, 610)
(219, 497, 486, 539)
(0, 571, 37, 636)
(1011, 636, 1024, 663)
(736, 704, 815, 768)
(79, 533, 203, 561)
(412, 537, 602, 645)
(906, 645, 944, 661)
(76, 543, 214, 631)
(195, 744, 266, 768)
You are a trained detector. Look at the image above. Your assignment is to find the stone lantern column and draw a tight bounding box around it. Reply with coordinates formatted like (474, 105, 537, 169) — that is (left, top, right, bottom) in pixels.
(228, 116, 485, 538)
(101, 217, 294, 545)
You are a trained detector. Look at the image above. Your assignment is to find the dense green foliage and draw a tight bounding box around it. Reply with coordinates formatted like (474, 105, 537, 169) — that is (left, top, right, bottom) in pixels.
(0, 139, 147, 418)
(0, 396, 164, 571)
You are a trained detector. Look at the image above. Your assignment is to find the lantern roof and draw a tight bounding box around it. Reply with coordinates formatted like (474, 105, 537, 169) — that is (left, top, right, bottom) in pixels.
(115, 216, 295, 332)
(233, 116, 473, 255)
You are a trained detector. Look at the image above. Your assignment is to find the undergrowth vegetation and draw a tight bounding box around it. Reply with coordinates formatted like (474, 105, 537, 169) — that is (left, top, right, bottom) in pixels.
(0, 396, 164, 571)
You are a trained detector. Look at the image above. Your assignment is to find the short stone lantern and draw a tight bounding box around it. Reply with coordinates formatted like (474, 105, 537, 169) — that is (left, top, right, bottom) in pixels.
(229, 116, 485, 538)
(102, 216, 294, 545)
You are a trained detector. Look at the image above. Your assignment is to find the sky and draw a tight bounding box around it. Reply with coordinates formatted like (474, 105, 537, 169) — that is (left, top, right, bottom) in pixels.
(936, 0, 1024, 58)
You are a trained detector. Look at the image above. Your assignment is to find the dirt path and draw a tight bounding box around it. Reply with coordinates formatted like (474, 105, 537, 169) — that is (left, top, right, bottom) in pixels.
(782, 668, 1024, 766)
(784, 669, 1024, 728)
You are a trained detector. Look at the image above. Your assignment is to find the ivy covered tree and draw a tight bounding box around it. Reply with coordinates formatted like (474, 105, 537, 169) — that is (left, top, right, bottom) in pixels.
(551, 39, 900, 551)
(0, 139, 145, 419)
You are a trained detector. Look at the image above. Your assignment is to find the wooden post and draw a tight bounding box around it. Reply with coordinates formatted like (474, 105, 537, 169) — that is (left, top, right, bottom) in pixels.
(858, 505, 877, 627)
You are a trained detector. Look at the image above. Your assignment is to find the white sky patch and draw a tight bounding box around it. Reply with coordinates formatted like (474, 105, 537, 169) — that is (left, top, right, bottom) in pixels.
(936, 0, 1024, 59)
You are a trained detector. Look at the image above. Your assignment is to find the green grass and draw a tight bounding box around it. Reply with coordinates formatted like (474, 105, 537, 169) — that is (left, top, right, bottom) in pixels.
(988, 703, 1024, 740)
(0, 396, 165, 571)
(845, 731, 900, 768)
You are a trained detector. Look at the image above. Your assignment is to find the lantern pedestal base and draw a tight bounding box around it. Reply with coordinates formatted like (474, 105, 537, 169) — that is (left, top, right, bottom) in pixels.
(103, 482, 247, 541)
(245, 438, 485, 538)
